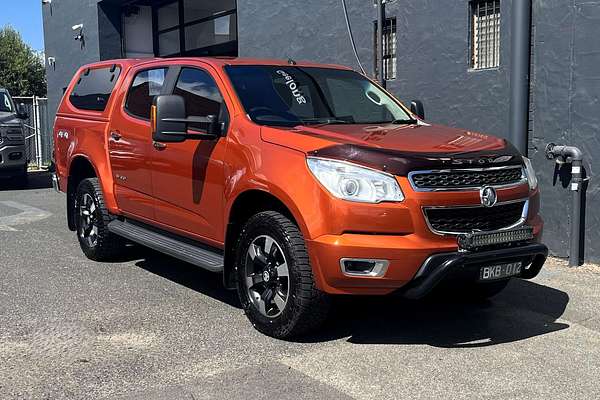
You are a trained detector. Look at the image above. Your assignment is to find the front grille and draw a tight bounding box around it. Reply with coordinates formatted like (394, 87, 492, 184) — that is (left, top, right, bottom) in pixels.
(410, 167, 524, 190)
(424, 201, 526, 234)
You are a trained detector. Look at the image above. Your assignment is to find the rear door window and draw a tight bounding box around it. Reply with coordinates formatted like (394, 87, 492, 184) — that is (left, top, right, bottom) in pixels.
(69, 66, 121, 111)
(125, 68, 168, 120)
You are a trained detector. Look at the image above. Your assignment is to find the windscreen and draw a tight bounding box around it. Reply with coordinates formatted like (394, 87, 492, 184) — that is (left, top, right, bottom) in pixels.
(225, 66, 412, 127)
(0, 92, 13, 113)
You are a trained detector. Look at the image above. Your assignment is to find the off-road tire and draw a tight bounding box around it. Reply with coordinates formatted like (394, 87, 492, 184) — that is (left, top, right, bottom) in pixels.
(235, 211, 330, 339)
(75, 178, 123, 261)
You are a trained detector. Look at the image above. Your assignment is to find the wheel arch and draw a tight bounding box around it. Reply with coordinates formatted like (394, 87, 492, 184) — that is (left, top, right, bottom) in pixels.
(223, 189, 305, 289)
(66, 155, 98, 231)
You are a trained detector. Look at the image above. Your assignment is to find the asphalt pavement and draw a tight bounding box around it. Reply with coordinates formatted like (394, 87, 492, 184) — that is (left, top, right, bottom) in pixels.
(1, 172, 599, 399)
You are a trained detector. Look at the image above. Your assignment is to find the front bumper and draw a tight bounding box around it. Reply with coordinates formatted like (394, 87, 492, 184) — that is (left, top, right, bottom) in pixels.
(306, 215, 544, 295)
(400, 242, 548, 299)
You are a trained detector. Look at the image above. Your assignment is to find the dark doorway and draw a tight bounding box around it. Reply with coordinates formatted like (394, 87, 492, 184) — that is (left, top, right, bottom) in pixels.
(121, 0, 238, 58)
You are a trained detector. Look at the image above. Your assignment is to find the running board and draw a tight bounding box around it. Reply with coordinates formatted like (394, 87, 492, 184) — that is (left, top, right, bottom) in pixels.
(108, 219, 224, 273)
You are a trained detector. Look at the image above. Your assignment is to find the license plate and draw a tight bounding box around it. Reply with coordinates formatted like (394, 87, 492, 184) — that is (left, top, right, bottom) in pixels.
(479, 262, 522, 281)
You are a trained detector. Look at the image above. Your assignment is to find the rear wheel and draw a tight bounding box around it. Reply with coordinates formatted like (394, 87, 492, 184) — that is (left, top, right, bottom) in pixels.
(235, 211, 330, 339)
(75, 178, 123, 261)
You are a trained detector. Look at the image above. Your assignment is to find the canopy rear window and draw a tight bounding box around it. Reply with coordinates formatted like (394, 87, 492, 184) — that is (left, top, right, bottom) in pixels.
(69, 66, 121, 112)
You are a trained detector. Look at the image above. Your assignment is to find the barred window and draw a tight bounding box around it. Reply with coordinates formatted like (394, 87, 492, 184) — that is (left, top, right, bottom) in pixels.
(374, 17, 397, 81)
(470, 0, 501, 69)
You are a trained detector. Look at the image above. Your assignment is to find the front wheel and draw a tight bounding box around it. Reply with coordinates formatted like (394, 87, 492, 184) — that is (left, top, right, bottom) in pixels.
(235, 211, 330, 339)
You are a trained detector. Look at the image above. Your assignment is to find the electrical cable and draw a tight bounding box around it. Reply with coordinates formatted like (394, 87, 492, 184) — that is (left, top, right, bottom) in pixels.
(341, 0, 367, 75)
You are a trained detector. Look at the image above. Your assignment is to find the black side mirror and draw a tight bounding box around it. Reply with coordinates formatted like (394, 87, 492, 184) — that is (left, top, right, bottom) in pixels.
(410, 100, 425, 120)
(152, 95, 221, 143)
(153, 95, 187, 143)
(16, 103, 29, 120)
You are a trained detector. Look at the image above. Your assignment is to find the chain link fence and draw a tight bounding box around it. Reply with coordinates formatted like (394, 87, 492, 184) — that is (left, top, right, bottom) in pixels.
(12, 96, 52, 168)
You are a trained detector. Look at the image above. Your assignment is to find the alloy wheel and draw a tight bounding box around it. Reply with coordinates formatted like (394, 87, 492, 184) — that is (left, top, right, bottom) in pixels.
(244, 235, 290, 318)
(78, 193, 99, 248)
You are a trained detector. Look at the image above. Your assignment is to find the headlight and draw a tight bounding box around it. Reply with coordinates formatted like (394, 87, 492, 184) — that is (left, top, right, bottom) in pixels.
(307, 157, 404, 203)
(523, 157, 538, 190)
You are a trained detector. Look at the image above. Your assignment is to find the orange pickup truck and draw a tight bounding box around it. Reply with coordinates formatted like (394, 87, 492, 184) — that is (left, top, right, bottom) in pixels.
(53, 57, 547, 338)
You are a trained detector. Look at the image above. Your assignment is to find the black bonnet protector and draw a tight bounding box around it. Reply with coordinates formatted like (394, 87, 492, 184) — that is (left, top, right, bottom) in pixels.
(309, 141, 523, 176)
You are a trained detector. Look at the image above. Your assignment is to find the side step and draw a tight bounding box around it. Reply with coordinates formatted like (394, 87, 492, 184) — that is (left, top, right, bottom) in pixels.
(108, 219, 224, 273)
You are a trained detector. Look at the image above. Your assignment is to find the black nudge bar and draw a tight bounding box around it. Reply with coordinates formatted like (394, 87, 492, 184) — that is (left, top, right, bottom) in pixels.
(401, 227, 548, 299)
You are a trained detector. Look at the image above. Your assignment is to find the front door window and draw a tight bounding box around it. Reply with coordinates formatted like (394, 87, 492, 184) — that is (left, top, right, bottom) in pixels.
(173, 67, 228, 131)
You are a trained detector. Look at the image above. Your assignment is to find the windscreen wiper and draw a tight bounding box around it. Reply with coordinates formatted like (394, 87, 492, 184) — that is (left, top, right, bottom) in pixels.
(390, 118, 419, 125)
(301, 118, 351, 126)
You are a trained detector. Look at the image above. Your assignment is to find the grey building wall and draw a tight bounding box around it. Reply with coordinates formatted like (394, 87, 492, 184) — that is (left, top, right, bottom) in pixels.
(42, 0, 112, 122)
(387, 0, 512, 138)
(42, 0, 600, 262)
(238, 0, 376, 77)
(529, 0, 600, 260)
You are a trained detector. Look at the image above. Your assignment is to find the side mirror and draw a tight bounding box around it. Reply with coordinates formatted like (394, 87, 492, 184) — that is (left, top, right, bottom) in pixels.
(152, 95, 187, 143)
(16, 103, 29, 120)
(152, 94, 221, 143)
(410, 100, 425, 120)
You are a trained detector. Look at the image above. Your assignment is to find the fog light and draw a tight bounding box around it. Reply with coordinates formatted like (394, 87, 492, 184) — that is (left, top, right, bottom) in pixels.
(8, 152, 22, 160)
(340, 258, 389, 277)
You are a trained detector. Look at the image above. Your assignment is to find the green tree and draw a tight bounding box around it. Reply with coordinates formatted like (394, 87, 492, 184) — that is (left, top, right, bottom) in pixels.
(0, 25, 46, 97)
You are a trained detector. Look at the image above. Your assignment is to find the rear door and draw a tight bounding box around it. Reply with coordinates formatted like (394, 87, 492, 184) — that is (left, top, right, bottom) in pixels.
(151, 65, 230, 244)
(108, 66, 169, 220)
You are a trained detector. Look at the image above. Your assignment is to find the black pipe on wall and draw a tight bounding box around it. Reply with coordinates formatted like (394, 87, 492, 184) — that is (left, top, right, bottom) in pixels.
(376, 0, 385, 88)
(545, 144, 586, 266)
(509, 0, 532, 156)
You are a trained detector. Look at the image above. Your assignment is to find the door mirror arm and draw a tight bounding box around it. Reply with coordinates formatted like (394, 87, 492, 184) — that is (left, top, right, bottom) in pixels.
(161, 116, 222, 137)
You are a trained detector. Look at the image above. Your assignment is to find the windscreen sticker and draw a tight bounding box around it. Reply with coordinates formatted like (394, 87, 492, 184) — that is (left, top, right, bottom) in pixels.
(276, 70, 307, 105)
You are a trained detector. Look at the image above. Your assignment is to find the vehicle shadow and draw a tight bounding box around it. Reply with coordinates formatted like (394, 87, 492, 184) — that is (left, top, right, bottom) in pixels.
(0, 171, 53, 191)
(129, 251, 569, 347)
(134, 251, 240, 309)
(302, 279, 570, 347)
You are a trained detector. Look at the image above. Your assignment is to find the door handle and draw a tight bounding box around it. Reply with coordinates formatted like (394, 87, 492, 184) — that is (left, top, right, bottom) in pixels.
(153, 141, 167, 150)
(110, 131, 122, 141)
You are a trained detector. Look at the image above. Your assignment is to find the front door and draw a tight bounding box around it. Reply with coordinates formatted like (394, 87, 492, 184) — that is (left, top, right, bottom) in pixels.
(108, 66, 169, 220)
(151, 66, 229, 244)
